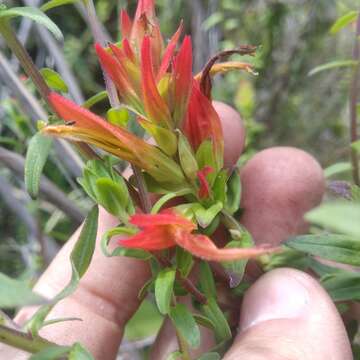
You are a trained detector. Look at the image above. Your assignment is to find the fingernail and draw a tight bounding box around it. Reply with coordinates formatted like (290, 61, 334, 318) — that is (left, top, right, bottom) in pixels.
(239, 271, 310, 332)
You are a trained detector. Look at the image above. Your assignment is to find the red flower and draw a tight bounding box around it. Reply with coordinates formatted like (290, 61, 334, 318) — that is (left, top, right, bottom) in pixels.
(119, 210, 280, 261)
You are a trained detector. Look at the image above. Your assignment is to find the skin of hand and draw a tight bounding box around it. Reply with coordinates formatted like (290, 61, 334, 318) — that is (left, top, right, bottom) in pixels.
(0, 103, 352, 360)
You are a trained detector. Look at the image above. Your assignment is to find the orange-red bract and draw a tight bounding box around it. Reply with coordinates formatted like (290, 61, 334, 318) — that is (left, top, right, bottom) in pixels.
(119, 210, 280, 261)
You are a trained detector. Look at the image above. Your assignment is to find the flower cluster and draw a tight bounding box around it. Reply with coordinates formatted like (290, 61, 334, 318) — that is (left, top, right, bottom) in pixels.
(43, 0, 278, 261)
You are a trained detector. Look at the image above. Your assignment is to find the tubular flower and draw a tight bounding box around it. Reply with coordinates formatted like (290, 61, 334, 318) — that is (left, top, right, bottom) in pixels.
(43, 93, 185, 185)
(120, 210, 280, 261)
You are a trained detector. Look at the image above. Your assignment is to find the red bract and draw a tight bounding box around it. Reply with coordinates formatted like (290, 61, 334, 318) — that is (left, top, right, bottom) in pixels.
(120, 210, 280, 261)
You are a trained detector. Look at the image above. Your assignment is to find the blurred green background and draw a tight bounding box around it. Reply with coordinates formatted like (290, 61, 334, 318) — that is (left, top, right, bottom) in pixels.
(0, 0, 359, 357)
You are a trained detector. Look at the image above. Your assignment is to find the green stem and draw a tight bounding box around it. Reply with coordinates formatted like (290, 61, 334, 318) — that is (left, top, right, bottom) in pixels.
(175, 329, 191, 360)
(0, 324, 57, 354)
(0, 20, 51, 107)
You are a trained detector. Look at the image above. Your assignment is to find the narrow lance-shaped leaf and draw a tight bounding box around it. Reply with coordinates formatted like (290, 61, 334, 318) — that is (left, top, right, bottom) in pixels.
(40, 0, 78, 12)
(201, 298, 231, 342)
(308, 60, 358, 76)
(305, 201, 360, 238)
(169, 303, 201, 349)
(25, 132, 53, 198)
(0, 7, 63, 40)
(321, 272, 360, 302)
(330, 11, 358, 34)
(286, 234, 360, 266)
(26, 206, 99, 335)
(155, 267, 176, 315)
(40, 68, 68, 92)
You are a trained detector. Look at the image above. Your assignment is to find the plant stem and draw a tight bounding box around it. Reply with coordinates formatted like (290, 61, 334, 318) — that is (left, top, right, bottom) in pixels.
(0, 20, 51, 107)
(350, 12, 360, 186)
(158, 256, 207, 305)
(0, 324, 58, 354)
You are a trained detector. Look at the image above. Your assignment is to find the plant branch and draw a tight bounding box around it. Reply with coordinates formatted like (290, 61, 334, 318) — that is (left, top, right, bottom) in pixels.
(157, 257, 207, 305)
(0, 20, 51, 106)
(0, 324, 58, 354)
(0, 146, 84, 224)
(350, 13, 360, 186)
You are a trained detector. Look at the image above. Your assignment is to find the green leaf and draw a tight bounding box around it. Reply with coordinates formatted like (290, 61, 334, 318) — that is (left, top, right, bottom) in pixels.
(286, 234, 360, 266)
(193, 314, 215, 330)
(29, 346, 71, 360)
(25, 132, 53, 198)
(107, 107, 129, 128)
(155, 268, 176, 315)
(305, 201, 360, 238)
(70, 206, 99, 278)
(169, 304, 201, 349)
(201, 298, 231, 342)
(308, 60, 358, 76)
(0, 273, 46, 308)
(202, 12, 224, 31)
(0, 7, 63, 40)
(176, 247, 194, 278)
(196, 140, 216, 173)
(68, 343, 94, 360)
(101, 227, 151, 260)
(321, 272, 360, 302)
(199, 261, 216, 298)
(330, 11, 358, 34)
(41, 0, 78, 12)
(40, 68, 68, 92)
(213, 170, 227, 204)
(82, 90, 108, 109)
(324, 162, 352, 178)
(194, 201, 223, 228)
(262, 248, 310, 272)
(197, 353, 221, 360)
(222, 233, 254, 287)
(178, 131, 199, 180)
(225, 170, 241, 214)
(26, 207, 98, 335)
(151, 188, 193, 214)
(95, 177, 129, 221)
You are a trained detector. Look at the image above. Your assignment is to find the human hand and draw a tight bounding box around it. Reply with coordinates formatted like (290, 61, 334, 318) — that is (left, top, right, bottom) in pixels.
(0, 103, 351, 360)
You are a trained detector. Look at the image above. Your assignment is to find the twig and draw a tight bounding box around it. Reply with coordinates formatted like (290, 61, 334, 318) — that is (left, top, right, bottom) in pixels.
(350, 13, 360, 186)
(0, 20, 51, 106)
(0, 146, 84, 224)
(0, 324, 60, 354)
(0, 50, 84, 178)
(157, 257, 207, 305)
(23, 0, 85, 104)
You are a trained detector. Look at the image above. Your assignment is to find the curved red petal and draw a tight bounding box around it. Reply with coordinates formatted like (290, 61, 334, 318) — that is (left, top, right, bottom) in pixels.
(119, 225, 175, 250)
(175, 231, 281, 262)
(130, 211, 196, 230)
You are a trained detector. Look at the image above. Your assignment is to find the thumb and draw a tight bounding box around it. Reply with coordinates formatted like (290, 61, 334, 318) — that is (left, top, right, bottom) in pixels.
(224, 268, 352, 360)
